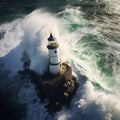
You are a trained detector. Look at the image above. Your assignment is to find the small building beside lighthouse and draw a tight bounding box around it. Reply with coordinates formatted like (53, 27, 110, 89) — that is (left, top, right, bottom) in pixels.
(47, 33, 61, 74)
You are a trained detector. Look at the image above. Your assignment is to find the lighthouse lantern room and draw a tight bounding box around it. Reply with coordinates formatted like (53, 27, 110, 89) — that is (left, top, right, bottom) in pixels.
(47, 33, 61, 74)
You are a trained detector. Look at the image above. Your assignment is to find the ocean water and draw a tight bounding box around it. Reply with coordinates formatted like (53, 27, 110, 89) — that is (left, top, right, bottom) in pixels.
(0, 0, 120, 120)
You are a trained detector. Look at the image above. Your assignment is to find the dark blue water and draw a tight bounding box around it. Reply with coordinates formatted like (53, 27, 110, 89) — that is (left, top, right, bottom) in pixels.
(0, 0, 67, 24)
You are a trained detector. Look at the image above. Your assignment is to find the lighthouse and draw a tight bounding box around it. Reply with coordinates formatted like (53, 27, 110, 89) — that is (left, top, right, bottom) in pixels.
(47, 33, 61, 74)
(19, 33, 79, 112)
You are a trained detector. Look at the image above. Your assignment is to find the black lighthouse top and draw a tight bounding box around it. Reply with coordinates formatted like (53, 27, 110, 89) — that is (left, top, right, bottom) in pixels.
(47, 33, 59, 49)
(48, 33, 55, 41)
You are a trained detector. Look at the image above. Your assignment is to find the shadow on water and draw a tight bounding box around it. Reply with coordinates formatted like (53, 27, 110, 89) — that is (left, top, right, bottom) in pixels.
(0, 44, 27, 120)
(0, 87, 27, 120)
(0, 72, 27, 120)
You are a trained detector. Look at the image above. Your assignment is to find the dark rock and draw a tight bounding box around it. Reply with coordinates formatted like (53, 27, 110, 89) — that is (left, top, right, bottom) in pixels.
(18, 62, 79, 113)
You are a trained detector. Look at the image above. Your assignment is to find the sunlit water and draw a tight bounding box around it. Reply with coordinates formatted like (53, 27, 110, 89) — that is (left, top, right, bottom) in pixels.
(0, 0, 120, 120)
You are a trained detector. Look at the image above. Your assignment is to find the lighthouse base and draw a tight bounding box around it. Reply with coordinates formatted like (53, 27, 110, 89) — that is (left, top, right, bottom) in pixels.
(18, 62, 79, 113)
(41, 62, 79, 112)
(44, 75, 78, 112)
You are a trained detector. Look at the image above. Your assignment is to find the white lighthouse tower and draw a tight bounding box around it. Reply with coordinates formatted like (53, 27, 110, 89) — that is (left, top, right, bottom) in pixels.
(47, 33, 61, 74)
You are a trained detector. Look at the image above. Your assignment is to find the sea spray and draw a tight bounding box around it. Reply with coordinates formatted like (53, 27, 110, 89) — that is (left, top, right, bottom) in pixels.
(3, 8, 120, 120)
(21, 10, 60, 75)
(0, 10, 61, 120)
(0, 3, 120, 120)
(55, 6, 120, 120)
(0, 10, 60, 75)
(0, 19, 23, 57)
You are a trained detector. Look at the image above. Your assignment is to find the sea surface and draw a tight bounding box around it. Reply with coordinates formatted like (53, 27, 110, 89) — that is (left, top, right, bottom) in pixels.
(0, 0, 120, 120)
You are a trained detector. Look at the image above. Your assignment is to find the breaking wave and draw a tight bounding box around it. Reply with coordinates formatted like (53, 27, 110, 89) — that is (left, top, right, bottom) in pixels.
(0, 1, 120, 119)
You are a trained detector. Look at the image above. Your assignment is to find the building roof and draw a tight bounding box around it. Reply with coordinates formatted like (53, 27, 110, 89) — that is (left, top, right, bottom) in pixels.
(48, 33, 56, 41)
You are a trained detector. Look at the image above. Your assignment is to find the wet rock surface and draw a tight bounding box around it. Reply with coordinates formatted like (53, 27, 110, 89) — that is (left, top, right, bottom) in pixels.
(18, 66, 79, 113)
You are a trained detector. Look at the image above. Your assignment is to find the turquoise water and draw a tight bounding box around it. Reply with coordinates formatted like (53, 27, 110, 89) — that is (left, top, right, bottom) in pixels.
(0, 0, 120, 120)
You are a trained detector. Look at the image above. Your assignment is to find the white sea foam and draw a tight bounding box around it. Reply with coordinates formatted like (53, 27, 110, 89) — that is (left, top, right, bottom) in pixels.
(0, 10, 60, 75)
(55, 7, 120, 120)
(0, 7, 120, 120)
(0, 19, 23, 57)
(21, 10, 60, 75)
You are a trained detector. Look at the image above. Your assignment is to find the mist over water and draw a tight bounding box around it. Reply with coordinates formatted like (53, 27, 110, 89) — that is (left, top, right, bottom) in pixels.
(0, 0, 120, 120)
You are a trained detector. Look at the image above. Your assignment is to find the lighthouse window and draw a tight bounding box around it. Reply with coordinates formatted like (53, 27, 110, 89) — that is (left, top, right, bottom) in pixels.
(55, 50, 57, 53)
